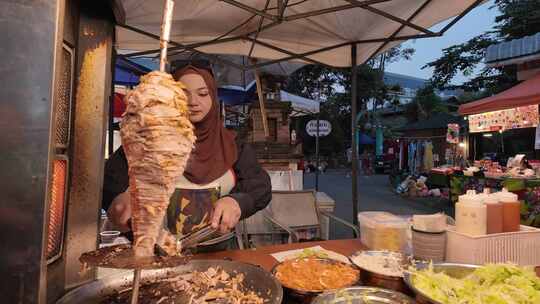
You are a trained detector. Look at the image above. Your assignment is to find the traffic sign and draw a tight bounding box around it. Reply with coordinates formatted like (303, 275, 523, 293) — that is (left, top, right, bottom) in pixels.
(306, 120, 332, 137)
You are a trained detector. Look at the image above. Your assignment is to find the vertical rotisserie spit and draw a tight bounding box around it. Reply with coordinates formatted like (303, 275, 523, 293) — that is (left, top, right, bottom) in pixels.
(120, 71, 195, 257)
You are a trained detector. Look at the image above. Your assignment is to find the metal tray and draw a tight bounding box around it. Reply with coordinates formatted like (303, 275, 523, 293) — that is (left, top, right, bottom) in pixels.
(403, 263, 479, 304)
(79, 244, 190, 270)
(312, 286, 414, 304)
(56, 259, 283, 304)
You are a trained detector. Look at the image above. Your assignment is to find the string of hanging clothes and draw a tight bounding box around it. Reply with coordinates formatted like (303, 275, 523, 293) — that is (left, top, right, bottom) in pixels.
(398, 139, 435, 174)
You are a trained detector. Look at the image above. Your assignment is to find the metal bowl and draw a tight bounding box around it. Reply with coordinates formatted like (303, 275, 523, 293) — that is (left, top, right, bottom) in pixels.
(312, 286, 414, 304)
(403, 262, 479, 304)
(56, 259, 283, 304)
(271, 258, 360, 303)
(349, 251, 410, 294)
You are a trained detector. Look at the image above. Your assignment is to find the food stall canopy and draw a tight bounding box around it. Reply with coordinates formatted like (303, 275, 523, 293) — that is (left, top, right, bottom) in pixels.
(280, 90, 320, 116)
(170, 54, 305, 88)
(459, 73, 540, 115)
(219, 81, 320, 115)
(115, 0, 484, 68)
(115, 56, 151, 86)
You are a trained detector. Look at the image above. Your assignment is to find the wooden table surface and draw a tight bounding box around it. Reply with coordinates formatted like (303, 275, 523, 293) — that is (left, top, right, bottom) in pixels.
(193, 239, 366, 271)
(194, 239, 540, 277)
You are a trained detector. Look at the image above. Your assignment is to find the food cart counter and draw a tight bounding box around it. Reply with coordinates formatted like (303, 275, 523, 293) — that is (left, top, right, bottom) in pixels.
(70, 238, 540, 304)
(194, 239, 540, 276)
(194, 239, 365, 271)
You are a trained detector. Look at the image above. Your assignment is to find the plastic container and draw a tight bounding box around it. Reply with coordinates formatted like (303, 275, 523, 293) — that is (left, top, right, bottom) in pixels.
(100, 231, 120, 244)
(455, 190, 487, 236)
(446, 225, 540, 266)
(496, 188, 520, 232)
(412, 213, 447, 233)
(358, 212, 409, 252)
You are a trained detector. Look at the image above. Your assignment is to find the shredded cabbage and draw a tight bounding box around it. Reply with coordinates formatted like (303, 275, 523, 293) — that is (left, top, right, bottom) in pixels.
(295, 248, 329, 259)
(412, 264, 540, 304)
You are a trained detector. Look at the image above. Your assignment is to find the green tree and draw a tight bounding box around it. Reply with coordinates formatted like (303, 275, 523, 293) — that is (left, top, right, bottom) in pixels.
(284, 65, 343, 101)
(285, 46, 415, 159)
(405, 85, 447, 122)
(424, 0, 540, 92)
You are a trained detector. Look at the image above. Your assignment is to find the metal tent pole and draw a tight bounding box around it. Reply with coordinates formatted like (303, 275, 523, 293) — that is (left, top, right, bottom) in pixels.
(351, 44, 359, 225)
(315, 112, 320, 191)
(108, 49, 117, 157)
(158, 0, 175, 72)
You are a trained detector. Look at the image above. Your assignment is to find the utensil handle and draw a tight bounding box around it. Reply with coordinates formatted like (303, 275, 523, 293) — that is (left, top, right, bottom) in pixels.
(159, 0, 175, 72)
(180, 226, 217, 249)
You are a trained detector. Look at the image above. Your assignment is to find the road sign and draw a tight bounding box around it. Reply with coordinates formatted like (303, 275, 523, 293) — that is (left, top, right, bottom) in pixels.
(306, 120, 332, 137)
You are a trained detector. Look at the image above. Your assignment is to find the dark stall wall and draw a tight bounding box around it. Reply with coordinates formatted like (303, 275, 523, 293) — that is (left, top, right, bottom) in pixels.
(470, 127, 537, 161)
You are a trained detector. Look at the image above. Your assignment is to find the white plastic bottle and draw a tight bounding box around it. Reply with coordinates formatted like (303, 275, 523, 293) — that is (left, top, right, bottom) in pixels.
(455, 190, 487, 236)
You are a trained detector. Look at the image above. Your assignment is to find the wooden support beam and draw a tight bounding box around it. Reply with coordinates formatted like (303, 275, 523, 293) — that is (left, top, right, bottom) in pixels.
(252, 64, 269, 139)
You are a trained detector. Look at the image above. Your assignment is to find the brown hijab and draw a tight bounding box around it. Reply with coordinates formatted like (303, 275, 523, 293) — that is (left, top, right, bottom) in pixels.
(173, 66, 238, 184)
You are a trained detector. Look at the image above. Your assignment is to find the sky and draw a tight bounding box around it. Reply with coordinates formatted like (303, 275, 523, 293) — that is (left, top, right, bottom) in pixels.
(386, 0, 499, 84)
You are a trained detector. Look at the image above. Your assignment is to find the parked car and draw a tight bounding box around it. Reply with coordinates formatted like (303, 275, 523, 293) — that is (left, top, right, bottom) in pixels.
(374, 154, 394, 174)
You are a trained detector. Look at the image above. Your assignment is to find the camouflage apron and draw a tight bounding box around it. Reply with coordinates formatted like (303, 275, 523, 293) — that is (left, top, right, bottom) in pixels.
(166, 170, 236, 241)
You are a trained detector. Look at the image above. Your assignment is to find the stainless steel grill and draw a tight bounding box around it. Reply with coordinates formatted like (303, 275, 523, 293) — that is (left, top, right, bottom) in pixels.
(46, 157, 69, 263)
(47, 43, 74, 263)
(54, 44, 74, 148)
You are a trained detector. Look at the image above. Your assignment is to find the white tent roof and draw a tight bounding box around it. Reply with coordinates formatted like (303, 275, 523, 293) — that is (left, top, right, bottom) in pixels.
(221, 80, 320, 115)
(280, 90, 320, 116)
(116, 0, 484, 68)
(169, 53, 305, 87)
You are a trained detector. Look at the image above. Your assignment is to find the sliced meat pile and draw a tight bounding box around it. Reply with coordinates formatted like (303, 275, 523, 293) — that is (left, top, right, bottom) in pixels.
(102, 267, 266, 304)
(120, 71, 195, 257)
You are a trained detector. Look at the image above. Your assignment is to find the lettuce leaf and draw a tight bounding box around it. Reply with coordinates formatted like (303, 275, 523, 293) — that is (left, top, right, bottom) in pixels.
(412, 264, 540, 304)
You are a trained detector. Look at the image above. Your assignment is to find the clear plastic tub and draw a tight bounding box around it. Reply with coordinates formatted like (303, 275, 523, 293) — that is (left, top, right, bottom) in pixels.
(358, 212, 409, 252)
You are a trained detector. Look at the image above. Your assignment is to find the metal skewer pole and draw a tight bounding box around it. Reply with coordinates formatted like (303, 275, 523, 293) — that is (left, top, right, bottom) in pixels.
(130, 268, 142, 304)
(131, 2, 175, 304)
(159, 0, 175, 72)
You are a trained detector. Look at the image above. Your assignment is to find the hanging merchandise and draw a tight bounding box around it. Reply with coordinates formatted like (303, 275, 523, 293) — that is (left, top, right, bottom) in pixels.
(418, 142, 423, 173)
(535, 125, 540, 150)
(423, 141, 434, 172)
(446, 123, 460, 144)
(398, 141, 404, 170)
(409, 142, 417, 174)
(445, 148, 453, 165)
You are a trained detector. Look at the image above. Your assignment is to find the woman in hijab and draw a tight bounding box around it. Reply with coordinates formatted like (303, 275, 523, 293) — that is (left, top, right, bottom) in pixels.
(102, 65, 271, 250)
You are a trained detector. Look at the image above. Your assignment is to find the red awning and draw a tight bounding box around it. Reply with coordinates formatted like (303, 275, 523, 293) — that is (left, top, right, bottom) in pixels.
(458, 73, 540, 115)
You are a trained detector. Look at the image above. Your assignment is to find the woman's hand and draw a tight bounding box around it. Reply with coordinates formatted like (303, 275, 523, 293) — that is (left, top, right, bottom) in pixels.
(107, 191, 132, 232)
(211, 197, 241, 233)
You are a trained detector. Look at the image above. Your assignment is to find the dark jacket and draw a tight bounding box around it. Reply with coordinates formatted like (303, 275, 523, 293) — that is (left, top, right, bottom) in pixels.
(102, 139, 271, 220)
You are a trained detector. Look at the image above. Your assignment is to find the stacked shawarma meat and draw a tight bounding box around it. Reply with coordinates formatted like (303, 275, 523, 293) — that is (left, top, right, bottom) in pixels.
(120, 71, 195, 257)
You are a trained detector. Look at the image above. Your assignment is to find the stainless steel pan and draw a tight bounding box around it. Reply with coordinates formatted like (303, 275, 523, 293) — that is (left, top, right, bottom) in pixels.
(57, 259, 283, 304)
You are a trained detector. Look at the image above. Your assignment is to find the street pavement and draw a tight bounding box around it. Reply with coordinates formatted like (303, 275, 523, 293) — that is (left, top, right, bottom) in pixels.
(304, 171, 454, 239)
